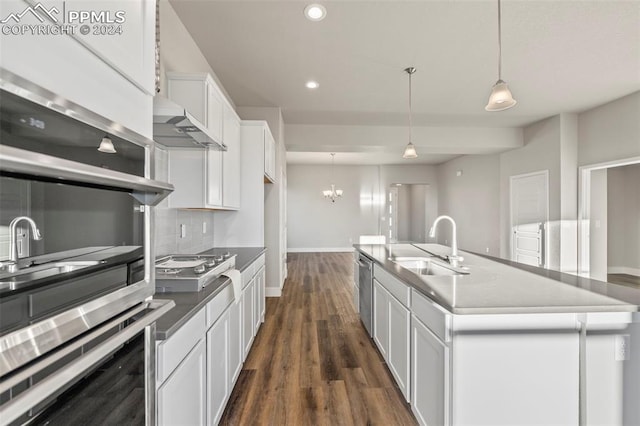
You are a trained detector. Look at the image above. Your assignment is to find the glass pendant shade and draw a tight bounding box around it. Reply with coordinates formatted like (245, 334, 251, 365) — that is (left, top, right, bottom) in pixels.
(403, 142, 418, 159)
(98, 135, 116, 153)
(485, 79, 517, 111)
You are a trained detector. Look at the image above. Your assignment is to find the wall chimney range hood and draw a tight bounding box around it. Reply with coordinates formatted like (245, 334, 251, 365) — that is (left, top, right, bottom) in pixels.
(153, 96, 226, 150)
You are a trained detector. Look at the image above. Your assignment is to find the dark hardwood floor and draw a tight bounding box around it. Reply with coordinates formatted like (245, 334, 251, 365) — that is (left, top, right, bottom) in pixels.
(220, 252, 417, 425)
(608, 273, 640, 289)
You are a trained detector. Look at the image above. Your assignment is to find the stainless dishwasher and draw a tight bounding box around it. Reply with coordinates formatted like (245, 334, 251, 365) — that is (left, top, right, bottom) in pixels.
(357, 253, 374, 337)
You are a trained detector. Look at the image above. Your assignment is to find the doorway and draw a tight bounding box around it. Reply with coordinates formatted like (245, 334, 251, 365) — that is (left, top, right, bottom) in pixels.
(509, 170, 549, 268)
(579, 156, 640, 285)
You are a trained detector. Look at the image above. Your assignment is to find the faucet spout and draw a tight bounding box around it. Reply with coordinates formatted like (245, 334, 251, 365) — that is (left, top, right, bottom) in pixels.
(428, 215, 461, 267)
(8, 216, 43, 264)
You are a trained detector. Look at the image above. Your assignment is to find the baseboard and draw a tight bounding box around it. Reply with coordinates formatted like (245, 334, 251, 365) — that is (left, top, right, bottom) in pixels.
(608, 267, 640, 276)
(265, 287, 281, 297)
(287, 247, 354, 253)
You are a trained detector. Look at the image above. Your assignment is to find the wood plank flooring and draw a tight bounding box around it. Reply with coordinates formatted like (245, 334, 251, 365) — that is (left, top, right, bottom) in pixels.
(608, 273, 640, 289)
(220, 252, 417, 425)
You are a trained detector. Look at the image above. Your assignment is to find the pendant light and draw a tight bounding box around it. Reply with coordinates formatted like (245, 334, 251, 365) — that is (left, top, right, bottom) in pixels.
(323, 153, 343, 202)
(402, 67, 418, 159)
(485, 0, 517, 111)
(98, 134, 116, 153)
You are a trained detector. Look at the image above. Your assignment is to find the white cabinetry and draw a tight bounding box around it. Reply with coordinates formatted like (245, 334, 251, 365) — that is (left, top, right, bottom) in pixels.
(228, 298, 243, 385)
(372, 266, 411, 402)
(242, 279, 255, 360)
(167, 72, 223, 144)
(163, 73, 241, 210)
(411, 299, 449, 426)
(157, 339, 206, 426)
(207, 309, 230, 426)
(0, 0, 156, 138)
(264, 128, 276, 183)
(222, 104, 241, 209)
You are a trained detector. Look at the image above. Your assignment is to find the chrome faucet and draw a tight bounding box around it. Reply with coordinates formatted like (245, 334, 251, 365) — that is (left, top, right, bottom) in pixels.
(5, 216, 43, 271)
(429, 215, 463, 268)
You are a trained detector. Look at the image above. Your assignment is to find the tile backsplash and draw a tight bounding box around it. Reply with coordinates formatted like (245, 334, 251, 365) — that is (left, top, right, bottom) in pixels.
(154, 147, 215, 257)
(154, 207, 215, 257)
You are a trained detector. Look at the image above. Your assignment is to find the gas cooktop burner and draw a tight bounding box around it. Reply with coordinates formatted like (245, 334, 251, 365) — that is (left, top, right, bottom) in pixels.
(155, 253, 237, 293)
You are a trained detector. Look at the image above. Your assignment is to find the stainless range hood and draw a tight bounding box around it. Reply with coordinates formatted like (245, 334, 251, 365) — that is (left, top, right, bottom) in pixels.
(153, 96, 226, 150)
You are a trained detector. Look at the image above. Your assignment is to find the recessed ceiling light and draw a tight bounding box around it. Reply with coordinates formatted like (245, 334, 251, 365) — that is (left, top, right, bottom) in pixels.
(304, 4, 326, 21)
(305, 80, 319, 89)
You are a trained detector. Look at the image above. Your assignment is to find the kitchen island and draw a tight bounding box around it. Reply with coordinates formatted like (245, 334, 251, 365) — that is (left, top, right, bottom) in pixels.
(355, 243, 640, 426)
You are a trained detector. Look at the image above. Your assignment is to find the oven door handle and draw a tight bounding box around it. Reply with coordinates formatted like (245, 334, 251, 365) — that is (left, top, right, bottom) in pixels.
(0, 299, 174, 426)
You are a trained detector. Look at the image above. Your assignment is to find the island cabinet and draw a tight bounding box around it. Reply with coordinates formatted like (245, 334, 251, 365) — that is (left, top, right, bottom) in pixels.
(410, 287, 581, 426)
(0, 0, 156, 138)
(373, 265, 411, 402)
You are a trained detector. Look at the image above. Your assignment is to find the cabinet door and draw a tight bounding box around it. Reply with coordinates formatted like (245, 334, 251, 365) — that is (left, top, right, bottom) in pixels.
(228, 300, 243, 386)
(222, 105, 241, 209)
(388, 297, 411, 402)
(263, 128, 276, 182)
(242, 280, 255, 360)
(207, 310, 230, 426)
(157, 339, 206, 426)
(206, 82, 224, 143)
(206, 148, 223, 207)
(168, 149, 206, 208)
(412, 317, 448, 426)
(254, 269, 262, 331)
(258, 266, 266, 322)
(373, 280, 389, 359)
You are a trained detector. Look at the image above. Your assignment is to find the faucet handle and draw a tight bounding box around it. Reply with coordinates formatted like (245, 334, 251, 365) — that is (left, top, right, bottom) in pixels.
(33, 228, 42, 240)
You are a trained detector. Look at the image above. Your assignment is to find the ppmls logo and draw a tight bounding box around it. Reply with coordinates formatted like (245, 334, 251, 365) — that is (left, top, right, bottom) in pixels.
(0, 3, 60, 24)
(1, 1, 126, 36)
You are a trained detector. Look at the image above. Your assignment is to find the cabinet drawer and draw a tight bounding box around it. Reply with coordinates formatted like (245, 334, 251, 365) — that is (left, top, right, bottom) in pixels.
(206, 283, 234, 328)
(157, 308, 206, 384)
(374, 265, 410, 307)
(255, 254, 266, 270)
(411, 290, 449, 342)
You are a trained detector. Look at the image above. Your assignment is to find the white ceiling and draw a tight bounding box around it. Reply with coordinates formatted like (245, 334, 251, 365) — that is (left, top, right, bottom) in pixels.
(171, 0, 640, 164)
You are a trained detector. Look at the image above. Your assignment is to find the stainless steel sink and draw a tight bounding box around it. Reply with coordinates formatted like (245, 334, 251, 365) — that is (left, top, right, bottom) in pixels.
(0, 260, 105, 286)
(391, 257, 469, 276)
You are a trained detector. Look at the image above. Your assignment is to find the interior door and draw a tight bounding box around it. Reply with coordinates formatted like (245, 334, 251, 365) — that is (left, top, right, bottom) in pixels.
(510, 171, 549, 267)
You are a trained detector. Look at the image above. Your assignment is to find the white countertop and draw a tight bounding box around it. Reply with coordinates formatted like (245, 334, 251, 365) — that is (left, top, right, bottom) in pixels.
(356, 243, 640, 315)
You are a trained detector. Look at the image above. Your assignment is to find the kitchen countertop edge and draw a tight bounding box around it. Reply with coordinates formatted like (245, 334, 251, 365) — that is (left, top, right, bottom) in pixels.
(354, 244, 640, 315)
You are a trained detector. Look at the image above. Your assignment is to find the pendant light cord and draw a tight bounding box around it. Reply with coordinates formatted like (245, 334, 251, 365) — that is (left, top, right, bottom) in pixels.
(497, 0, 502, 80)
(409, 70, 412, 143)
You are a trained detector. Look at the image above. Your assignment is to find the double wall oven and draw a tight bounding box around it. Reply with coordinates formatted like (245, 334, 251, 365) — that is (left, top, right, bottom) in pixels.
(0, 71, 174, 425)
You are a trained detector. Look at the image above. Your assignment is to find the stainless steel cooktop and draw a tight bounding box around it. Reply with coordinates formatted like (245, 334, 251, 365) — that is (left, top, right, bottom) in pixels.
(155, 252, 236, 292)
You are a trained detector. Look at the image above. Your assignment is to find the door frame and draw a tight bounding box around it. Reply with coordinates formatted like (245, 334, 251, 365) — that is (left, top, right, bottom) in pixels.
(509, 170, 549, 267)
(577, 156, 640, 277)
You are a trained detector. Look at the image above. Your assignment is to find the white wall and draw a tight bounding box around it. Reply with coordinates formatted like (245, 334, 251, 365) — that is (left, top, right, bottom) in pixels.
(500, 116, 563, 268)
(287, 164, 437, 250)
(436, 154, 501, 256)
(590, 169, 608, 281)
(578, 91, 640, 167)
(607, 163, 640, 275)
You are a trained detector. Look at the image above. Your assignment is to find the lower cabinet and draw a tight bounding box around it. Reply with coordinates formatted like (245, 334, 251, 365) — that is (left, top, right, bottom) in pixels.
(411, 315, 448, 426)
(373, 278, 410, 401)
(388, 296, 411, 401)
(207, 309, 230, 425)
(228, 298, 243, 385)
(242, 279, 255, 360)
(373, 280, 389, 359)
(157, 339, 207, 426)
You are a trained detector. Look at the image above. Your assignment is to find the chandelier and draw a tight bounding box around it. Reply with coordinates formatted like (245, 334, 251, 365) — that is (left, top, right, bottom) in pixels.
(323, 153, 343, 202)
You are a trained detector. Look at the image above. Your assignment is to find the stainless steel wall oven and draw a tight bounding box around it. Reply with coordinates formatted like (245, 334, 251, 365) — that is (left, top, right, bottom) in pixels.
(0, 71, 174, 425)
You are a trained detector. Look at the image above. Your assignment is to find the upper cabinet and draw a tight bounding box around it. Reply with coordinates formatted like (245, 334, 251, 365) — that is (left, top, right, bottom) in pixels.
(167, 72, 224, 145)
(0, 0, 156, 138)
(264, 128, 277, 183)
(164, 72, 240, 210)
(222, 103, 241, 209)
